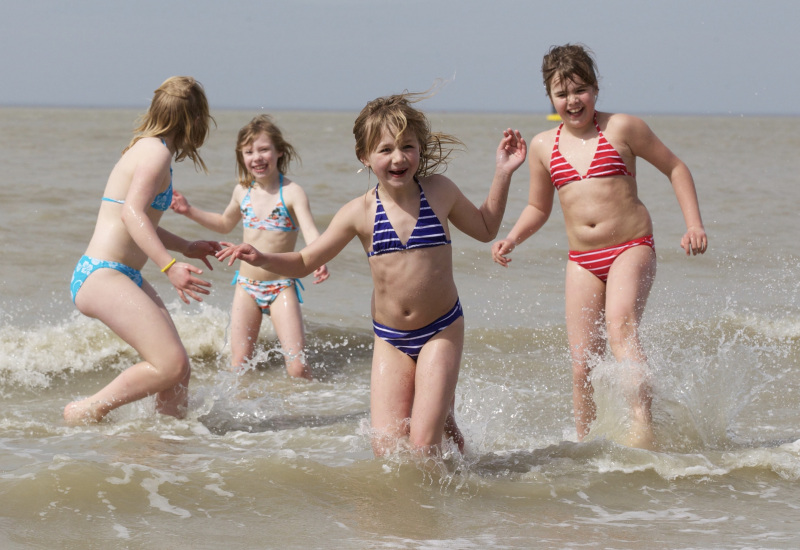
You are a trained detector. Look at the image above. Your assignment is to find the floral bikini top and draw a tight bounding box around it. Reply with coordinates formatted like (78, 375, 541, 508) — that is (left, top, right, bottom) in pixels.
(101, 138, 173, 211)
(240, 173, 298, 232)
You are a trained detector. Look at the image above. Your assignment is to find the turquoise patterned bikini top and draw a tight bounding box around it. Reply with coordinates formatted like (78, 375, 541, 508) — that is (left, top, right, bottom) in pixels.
(240, 173, 298, 232)
(101, 139, 173, 211)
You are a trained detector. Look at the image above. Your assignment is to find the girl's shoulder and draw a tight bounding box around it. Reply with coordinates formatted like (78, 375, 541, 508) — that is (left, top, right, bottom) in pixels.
(122, 136, 171, 170)
(231, 182, 249, 202)
(278, 177, 310, 203)
(280, 176, 303, 193)
(131, 135, 171, 154)
(346, 186, 377, 212)
(418, 173, 456, 196)
(532, 126, 557, 147)
(602, 111, 646, 133)
(529, 127, 557, 163)
(332, 188, 376, 232)
(601, 112, 654, 146)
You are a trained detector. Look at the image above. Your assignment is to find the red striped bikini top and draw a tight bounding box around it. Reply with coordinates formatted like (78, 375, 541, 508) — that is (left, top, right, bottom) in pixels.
(549, 113, 632, 189)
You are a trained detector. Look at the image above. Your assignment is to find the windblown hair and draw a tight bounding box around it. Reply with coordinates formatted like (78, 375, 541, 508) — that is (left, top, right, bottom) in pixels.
(235, 114, 299, 187)
(124, 76, 214, 172)
(353, 86, 464, 177)
(542, 44, 599, 97)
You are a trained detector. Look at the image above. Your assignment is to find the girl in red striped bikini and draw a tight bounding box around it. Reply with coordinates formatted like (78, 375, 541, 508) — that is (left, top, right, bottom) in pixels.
(492, 44, 708, 449)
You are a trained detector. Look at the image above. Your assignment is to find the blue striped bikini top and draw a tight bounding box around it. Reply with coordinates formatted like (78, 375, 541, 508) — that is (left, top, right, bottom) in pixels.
(367, 180, 451, 257)
(101, 139, 173, 211)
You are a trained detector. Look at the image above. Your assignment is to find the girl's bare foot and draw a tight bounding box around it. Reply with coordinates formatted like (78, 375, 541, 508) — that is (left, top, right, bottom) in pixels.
(63, 398, 105, 425)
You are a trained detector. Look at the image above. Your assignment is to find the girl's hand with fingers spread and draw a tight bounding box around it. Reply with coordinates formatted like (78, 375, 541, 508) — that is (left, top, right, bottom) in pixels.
(185, 239, 222, 269)
(164, 261, 212, 303)
(216, 242, 266, 267)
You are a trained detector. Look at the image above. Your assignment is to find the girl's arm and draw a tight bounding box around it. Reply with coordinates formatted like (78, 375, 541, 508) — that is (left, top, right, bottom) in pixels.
(447, 129, 527, 242)
(170, 189, 241, 234)
(625, 114, 708, 255)
(285, 183, 330, 283)
(491, 140, 555, 267)
(157, 227, 221, 269)
(217, 196, 362, 278)
(121, 141, 215, 303)
(121, 141, 179, 271)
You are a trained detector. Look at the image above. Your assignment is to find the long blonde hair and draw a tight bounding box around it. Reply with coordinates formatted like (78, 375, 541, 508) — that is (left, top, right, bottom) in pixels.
(353, 86, 464, 177)
(123, 76, 214, 172)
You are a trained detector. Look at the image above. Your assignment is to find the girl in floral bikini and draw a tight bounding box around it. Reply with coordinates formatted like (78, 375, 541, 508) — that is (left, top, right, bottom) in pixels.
(492, 44, 708, 449)
(171, 115, 329, 379)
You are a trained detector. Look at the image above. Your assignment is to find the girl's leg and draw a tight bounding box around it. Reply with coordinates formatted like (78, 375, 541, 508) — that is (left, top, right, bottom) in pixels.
(564, 261, 607, 440)
(444, 396, 465, 453)
(229, 285, 263, 372)
(65, 271, 190, 424)
(268, 284, 311, 380)
(410, 317, 464, 454)
(604, 245, 657, 449)
(369, 336, 417, 456)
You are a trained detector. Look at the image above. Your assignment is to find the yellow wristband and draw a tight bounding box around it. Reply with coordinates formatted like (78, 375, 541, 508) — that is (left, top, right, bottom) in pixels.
(161, 258, 177, 273)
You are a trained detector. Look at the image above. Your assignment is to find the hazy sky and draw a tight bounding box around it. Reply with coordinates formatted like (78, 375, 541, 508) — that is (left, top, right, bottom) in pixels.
(2, 0, 797, 115)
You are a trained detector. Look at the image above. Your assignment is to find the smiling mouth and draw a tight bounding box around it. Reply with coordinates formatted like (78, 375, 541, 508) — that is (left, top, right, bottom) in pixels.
(389, 168, 407, 177)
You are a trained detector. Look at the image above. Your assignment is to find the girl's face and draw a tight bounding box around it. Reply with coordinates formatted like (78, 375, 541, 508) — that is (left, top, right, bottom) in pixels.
(241, 132, 282, 182)
(364, 127, 421, 188)
(549, 76, 597, 127)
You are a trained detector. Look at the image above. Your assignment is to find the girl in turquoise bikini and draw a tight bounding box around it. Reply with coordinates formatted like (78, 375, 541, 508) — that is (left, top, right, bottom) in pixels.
(65, 76, 220, 425)
(170, 115, 329, 379)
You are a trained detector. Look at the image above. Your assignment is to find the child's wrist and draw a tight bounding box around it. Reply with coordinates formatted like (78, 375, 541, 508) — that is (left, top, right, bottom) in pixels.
(161, 258, 177, 273)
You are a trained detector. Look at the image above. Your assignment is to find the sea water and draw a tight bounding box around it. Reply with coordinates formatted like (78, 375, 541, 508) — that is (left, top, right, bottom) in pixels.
(1, 108, 799, 549)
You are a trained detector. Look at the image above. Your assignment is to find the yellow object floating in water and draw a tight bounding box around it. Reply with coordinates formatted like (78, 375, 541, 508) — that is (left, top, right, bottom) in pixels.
(547, 113, 561, 122)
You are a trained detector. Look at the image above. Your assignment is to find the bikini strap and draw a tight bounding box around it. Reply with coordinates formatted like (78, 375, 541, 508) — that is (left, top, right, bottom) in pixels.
(593, 112, 602, 134)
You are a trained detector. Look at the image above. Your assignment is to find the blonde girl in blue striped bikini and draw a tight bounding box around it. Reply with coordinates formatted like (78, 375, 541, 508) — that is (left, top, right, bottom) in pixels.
(217, 91, 526, 457)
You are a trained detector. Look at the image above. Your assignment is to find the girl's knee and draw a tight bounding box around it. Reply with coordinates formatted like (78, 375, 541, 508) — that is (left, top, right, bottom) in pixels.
(166, 361, 191, 388)
(153, 350, 191, 386)
(605, 316, 638, 346)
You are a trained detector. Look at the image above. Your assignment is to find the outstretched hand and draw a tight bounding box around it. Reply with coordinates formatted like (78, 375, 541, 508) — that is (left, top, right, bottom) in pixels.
(312, 264, 330, 284)
(185, 240, 223, 269)
(491, 238, 516, 267)
(165, 262, 212, 304)
(170, 190, 190, 214)
(681, 226, 708, 256)
(496, 129, 527, 175)
(216, 242, 267, 267)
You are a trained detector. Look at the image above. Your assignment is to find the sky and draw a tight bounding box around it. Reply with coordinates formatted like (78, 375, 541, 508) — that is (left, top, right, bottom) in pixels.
(1, 0, 798, 115)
